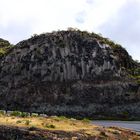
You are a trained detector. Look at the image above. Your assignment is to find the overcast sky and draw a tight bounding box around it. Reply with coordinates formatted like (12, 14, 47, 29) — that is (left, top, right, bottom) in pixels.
(0, 0, 140, 61)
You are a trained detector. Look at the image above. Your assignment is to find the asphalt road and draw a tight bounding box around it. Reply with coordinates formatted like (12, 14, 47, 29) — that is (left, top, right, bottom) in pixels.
(92, 121, 140, 133)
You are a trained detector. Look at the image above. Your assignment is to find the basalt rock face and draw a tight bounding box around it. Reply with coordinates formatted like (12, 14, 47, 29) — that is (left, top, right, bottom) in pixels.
(0, 30, 140, 119)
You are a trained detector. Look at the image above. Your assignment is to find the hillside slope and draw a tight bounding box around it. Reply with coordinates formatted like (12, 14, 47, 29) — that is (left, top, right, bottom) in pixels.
(0, 114, 139, 140)
(0, 29, 140, 119)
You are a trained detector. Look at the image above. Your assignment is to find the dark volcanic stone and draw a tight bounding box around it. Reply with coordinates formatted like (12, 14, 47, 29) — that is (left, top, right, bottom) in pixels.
(0, 30, 139, 119)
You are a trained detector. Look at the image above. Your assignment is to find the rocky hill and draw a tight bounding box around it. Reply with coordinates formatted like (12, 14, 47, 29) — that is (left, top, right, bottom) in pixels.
(0, 29, 140, 120)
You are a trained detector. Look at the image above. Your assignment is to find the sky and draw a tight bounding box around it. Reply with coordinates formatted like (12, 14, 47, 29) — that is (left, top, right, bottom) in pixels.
(0, 0, 140, 61)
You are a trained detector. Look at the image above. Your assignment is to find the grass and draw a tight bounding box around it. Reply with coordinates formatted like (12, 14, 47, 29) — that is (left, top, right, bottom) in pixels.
(0, 114, 139, 139)
(82, 118, 91, 123)
(0, 114, 95, 131)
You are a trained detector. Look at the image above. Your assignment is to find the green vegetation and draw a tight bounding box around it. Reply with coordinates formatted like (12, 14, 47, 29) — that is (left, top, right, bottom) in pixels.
(0, 110, 5, 115)
(129, 74, 140, 84)
(10, 111, 29, 117)
(16, 120, 22, 124)
(11, 111, 22, 117)
(44, 124, 55, 129)
(20, 112, 29, 117)
(31, 113, 38, 117)
(0, 38, 10, 47)
(16, 119, 31, 125)
(82, 118, 91, 123)
(128, 65, 140, 84)
(0, 38, 13, 57)
(0, 113, 139, 139)
(25, 120, 31, 125)
(0, 46, 12, 56)
(57, 116, 67, 120)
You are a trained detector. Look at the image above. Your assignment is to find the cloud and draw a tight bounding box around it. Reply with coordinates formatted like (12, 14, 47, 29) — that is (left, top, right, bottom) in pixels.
(98, 0, 140, 60)
(86, 0, 94, 5)
(75, 0, 127, 31)
(75, 11, 87, 24)
(0, 0, 139, 60)
(0, 0, 126, 41)
(0, 0, 87, 43)
(0, 19, 35, 43)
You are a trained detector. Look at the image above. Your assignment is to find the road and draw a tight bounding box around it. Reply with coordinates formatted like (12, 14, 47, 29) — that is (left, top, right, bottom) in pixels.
(93, 121, 140, 133)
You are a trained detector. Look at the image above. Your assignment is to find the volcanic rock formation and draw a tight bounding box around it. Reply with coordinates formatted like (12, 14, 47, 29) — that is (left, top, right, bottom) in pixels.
(0, 29, 140, 119)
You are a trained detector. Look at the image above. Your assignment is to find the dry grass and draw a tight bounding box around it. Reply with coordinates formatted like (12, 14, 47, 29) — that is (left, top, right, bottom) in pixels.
(0, 115, 96, 131)
(0, 114, 139, 139)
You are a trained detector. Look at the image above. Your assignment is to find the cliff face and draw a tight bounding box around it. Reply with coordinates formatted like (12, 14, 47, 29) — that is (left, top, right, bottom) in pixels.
(0, 30, 140, 119)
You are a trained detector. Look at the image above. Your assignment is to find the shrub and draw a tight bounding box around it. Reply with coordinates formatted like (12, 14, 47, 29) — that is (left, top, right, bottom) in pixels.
(21, 112, 29, 117)
(82, 118, 90, 123)
(16, 120, 22, 124)
(11, 111, 22, 117)
(25, 120, 31, 125)
(0, 110, 5, 115)
(44, 124, 55, 129)
(31, 113, 38, 117)
(58, 116, 67, 120)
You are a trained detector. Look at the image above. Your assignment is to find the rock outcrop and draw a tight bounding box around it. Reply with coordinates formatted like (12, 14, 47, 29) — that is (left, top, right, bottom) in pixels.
(0, 30, 140, 119)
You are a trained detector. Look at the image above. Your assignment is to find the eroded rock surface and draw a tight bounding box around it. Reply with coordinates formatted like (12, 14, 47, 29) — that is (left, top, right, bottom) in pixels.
(0, 30, 140, 119)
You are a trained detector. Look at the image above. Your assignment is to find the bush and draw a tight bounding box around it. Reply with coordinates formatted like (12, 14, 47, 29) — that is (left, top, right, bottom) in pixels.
(58, 116, 67, 120)
(31, 113, 38, 117)
(21, 112, 29, 117)
(0, 110, 5, 115)
(25, 120, 31, 125)
(44, 124, 55, 129)
(11, 111, 22, 117)
(16, 120, 22, 124)
(10, 111, 30, 117)
(82, 118, 90, 123)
